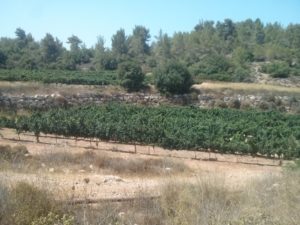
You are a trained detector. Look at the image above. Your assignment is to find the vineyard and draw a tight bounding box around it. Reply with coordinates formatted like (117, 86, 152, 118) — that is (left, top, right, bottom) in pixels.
(0, 69, 118, 85)
(1, 104, 299, 159)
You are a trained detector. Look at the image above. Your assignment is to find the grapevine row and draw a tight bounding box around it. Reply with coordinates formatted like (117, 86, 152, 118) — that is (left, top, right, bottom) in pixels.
(1, 104, 299, 159)
(0, 69, 118, 85)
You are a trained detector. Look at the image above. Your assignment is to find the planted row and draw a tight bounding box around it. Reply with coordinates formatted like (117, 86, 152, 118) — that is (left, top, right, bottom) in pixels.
(2, 104, 300, 159)
(0, 69, 118, 85)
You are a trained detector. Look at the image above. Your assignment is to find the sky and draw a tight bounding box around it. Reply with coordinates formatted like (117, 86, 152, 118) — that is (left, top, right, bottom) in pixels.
(1, 0, 300, 48)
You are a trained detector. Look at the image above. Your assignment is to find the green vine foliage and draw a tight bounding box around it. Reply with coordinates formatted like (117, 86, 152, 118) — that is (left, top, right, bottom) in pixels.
(1, 104, 299, 159)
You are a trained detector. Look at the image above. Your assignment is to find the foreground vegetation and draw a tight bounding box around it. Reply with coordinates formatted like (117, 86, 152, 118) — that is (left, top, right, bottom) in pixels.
(0, 167, 299, 225)
(0, 145, 187, 175)
(1, 104, 299, 159)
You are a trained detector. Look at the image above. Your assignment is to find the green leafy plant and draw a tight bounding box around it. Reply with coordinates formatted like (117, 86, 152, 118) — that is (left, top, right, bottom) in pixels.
(5, 104, 299, 159)
(31, 212, 74, 225)
(154, 61, 193, 94)
(260, 62, 290, 78)
(118, 61, 145, 92)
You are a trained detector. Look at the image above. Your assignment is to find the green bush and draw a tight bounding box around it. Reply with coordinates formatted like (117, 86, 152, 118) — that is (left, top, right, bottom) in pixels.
(198, 54, 231, 75)
(154, 61, 193, 94)
(31, 212, 74, 225)
(118, 61, 145, 92)
(191, 54, 251, 82)
(261, 62, 290, 78)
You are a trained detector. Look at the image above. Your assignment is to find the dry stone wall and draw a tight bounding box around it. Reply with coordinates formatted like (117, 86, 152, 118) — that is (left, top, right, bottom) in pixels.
(0, 92, 299, 112)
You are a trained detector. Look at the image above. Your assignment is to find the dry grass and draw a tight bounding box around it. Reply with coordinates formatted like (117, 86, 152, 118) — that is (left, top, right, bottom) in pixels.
(1, 143, 299, 225)
(0, 81, 123, 96)
(0, 181, 63, 225)
(0, 145, 188, 176)
(65, 171, 300, 225)
(0, 145, 33, 171)
(37, 150, 188, 176)
(159, 172, 300, 225)
(193, 82, 300, 95)
(0, 165, 299, 225)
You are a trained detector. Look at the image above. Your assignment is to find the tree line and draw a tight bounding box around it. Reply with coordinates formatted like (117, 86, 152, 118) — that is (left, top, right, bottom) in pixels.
(1, 104, 299, 159)
(0, 19, 299, 83)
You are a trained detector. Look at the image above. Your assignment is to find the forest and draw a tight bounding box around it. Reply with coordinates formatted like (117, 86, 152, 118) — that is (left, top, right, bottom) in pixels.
(0, 18, 300, 84)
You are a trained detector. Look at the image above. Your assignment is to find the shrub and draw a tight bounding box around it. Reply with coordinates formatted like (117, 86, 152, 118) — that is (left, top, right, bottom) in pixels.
(214, 100, 227, 108)
(260, 62, 290, 78)
(240, 100, 253, 110)
(0, 181, 77, 225)
(154, 61, 193, 94)
(191, 54, 251, 82)
(232, 66, 251, 82)
(31, 212, 74, 225)
(0, 145, 28, 162)
(228, 99, 241, 109)
(10, 182, 58, 225)
(118, 61, 145, 92)
(198, 54, 231, 75)
(232, 47, 254, 65)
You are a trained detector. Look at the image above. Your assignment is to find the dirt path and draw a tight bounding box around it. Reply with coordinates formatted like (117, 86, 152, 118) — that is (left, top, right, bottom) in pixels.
(0, 128, 282, 201)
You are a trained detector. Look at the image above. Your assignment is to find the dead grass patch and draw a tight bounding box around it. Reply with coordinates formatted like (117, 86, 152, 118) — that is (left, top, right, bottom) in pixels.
(0, 181, 64, 225)
(158, 172, 300, 225)
(0, 145, 35, 171)
(194, 82, 300, 96)
(67, 172, 300, 225)
(36, 150, 189, 176)
(0, 81, 123, 96)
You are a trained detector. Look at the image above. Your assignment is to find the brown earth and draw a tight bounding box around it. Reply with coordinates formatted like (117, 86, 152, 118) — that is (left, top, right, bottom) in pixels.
(0, 128, 283, 202)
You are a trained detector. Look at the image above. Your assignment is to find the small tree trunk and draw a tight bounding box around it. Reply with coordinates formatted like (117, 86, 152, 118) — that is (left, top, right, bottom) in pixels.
(279, 155, 282, 166)
(36, 133, 40, 143)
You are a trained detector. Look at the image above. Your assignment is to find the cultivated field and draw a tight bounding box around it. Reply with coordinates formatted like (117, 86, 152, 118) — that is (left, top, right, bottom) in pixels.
(1, 79, 299, 225)
(1, 128, 299, 224)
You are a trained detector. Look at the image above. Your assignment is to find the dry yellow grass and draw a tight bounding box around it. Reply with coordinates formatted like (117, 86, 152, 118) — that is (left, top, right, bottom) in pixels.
(193, 82, 300, 95)
(0, 81, 124, 96)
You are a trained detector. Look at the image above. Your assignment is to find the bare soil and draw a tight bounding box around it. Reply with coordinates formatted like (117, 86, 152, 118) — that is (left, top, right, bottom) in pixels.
(0, 128, 282, 201)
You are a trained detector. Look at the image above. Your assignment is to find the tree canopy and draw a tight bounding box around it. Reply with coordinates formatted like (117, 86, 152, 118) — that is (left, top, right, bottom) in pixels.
(0, 19, 299, 82)
(154, 61, 193, 94)
(118, 61, 145, 92)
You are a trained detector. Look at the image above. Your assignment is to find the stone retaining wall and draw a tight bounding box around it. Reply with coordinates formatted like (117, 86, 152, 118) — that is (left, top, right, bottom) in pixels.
(0, 92, 298, 112)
